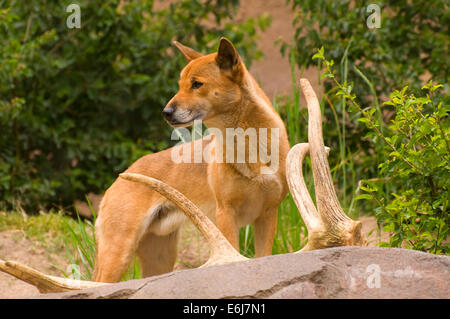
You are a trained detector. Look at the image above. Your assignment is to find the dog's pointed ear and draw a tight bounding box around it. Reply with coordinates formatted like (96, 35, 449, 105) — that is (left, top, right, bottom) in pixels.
(173, 41, 203, 62)
(216, 37, 244, 79)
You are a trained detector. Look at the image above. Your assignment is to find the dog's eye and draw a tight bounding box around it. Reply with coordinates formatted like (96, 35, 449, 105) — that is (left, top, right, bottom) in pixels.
(191, 81, 203, 89)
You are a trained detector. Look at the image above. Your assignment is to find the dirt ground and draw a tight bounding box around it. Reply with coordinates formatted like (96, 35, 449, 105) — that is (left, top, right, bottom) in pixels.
(0, 230, 68, 298)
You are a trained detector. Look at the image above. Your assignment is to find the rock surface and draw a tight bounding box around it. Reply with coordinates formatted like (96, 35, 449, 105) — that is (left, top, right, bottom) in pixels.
(37, 247, 449, 299)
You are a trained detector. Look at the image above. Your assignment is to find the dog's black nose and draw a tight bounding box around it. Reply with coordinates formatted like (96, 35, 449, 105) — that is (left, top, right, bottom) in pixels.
(162, 106, 175, 119)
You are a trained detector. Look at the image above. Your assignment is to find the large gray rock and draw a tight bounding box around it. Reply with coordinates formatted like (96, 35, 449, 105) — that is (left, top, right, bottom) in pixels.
(37, 247, 449, 299)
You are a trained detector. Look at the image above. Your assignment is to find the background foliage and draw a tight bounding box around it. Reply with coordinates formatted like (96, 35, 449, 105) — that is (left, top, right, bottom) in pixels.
(280, 0, 449, 210)
(0, 0, 269, 211)
(284, 0, 449, 101)
(274, 0, 449, 254)
(360, 83, 449, 254)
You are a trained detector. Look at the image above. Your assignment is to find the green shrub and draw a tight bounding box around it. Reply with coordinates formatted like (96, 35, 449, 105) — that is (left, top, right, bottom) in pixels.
(313, 48, 449, 254)
(0, 0, 269, 212)
(283, 0, 449, 103)
(359, 83, 449, 254)
(280, 0, 449, 209)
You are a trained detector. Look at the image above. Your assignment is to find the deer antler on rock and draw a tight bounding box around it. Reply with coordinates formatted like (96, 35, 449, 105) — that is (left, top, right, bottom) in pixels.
(287, 79, 364, 251)
(0, 259, 107, 293)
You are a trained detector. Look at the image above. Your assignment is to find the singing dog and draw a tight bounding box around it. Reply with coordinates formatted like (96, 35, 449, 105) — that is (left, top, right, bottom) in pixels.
(93, 38, 290, 282)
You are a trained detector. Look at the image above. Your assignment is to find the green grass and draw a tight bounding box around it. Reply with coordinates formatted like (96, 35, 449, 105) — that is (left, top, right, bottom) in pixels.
(0, 210, 78, 254)
(61, 198, 141, 281)
(0, 201, 141, 281)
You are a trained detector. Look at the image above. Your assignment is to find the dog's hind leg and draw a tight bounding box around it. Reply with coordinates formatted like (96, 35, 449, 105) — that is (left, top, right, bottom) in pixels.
(93, 187, 155, 283)
(93, 225, 140, 283)
(136, 230, 180, 277)
(93, 209, 144, 283)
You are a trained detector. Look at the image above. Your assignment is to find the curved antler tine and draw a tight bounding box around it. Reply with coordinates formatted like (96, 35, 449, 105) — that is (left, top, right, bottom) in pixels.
(300, 79, 346, 224)
(0, 259, 107, 293)
(119, 173, 246, 267)
(286, 143, 324, 236)
(295, 78, 364, 249)
(286, 143, 338, 251)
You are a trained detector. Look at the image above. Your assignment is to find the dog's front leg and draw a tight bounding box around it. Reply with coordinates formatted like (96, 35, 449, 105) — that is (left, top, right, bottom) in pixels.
(254, 207, 278, 257)
(215, 207, 240, 251)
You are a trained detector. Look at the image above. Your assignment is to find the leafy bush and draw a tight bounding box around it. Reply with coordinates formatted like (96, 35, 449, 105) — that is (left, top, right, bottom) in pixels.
(313, 48, 449, 254)
(284, 0, 449, 103)
(279, 0, 449, 209)
(0, 0, 269, 211)
(359, 83, 449, 254)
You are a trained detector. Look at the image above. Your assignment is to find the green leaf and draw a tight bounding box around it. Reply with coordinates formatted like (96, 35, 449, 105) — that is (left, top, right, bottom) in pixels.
(355, 194, 374, 201)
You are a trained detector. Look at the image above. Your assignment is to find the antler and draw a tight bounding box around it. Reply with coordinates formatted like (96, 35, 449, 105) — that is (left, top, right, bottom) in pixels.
(287, 79, 364, 251)
(119, 173, 247, 267)
(0, 259, 107, 293)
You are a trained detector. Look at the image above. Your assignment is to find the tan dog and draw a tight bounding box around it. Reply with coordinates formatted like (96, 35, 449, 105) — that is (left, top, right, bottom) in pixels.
(93, 38, 290, 282)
